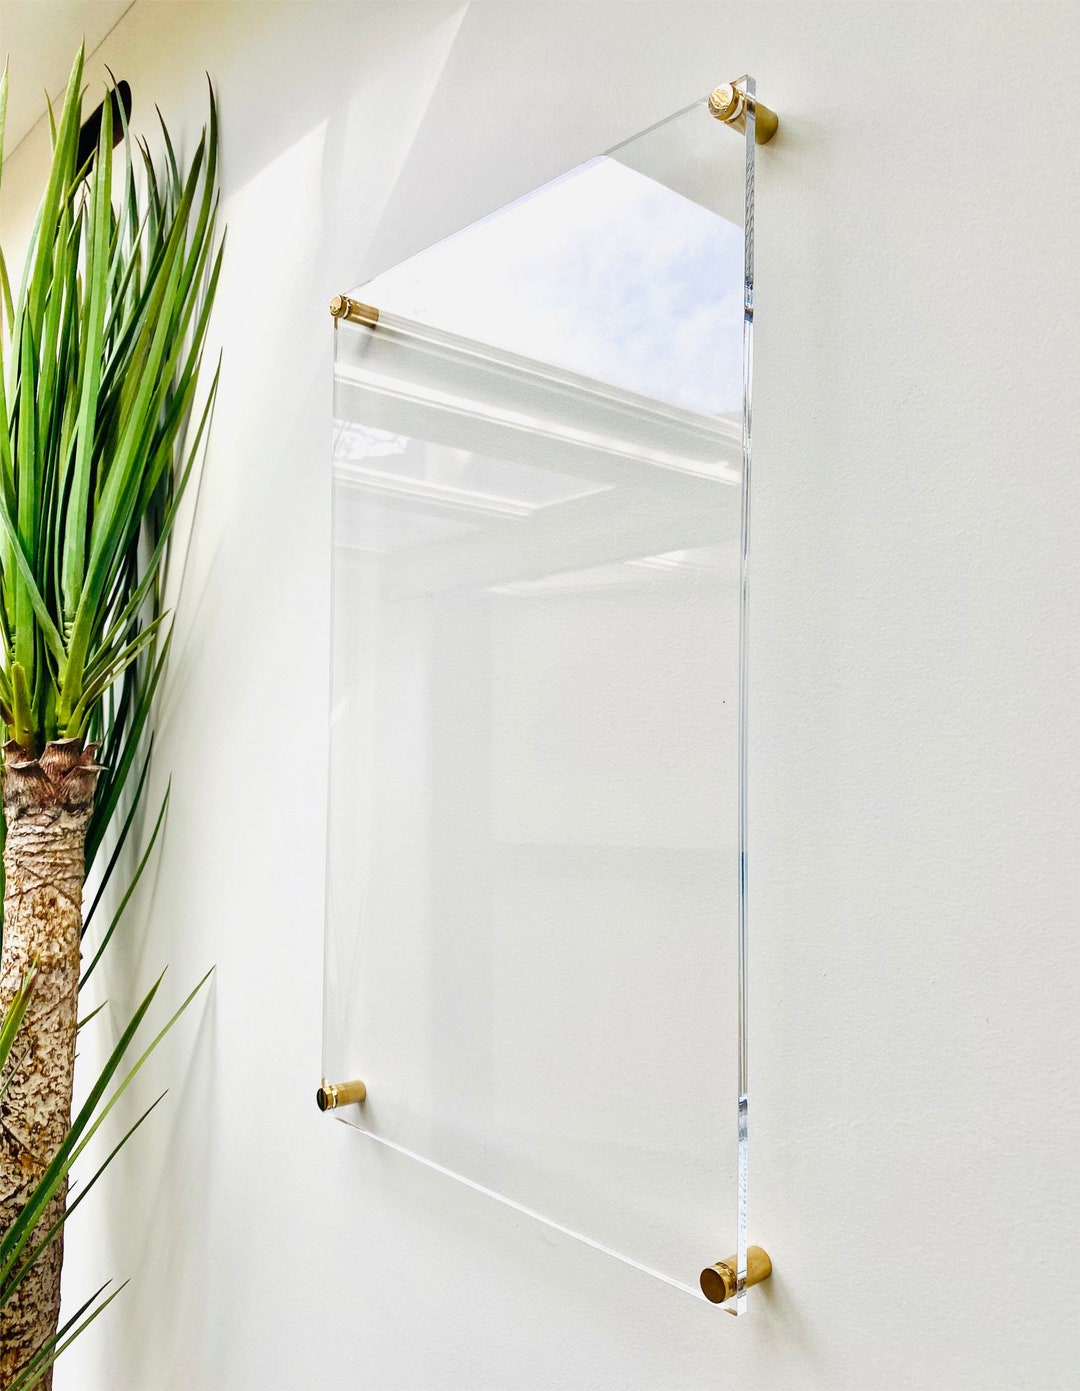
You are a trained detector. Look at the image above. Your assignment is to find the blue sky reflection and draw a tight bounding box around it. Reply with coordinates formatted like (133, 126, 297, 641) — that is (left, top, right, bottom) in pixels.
(361, 158, 743, 419)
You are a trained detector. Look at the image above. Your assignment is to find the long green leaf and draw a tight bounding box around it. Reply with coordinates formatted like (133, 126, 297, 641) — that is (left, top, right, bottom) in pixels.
(61, 90, 113, 620)
(2, 1094, 165, 1309)
(0, 966, 36, 1075)
(82, 737, 153, 935)
(7, 1281, 127, 1391)
(0, 973, 165, 1280)
(81, 785, 169, 987)
(0, 966, 211, 1284)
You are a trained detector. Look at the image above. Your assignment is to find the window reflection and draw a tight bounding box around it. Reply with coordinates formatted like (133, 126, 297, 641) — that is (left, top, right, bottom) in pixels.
(362, 159, 743, 417)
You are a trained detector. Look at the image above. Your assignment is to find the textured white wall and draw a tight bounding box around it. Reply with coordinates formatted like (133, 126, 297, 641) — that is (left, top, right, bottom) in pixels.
(1, 2, 1077, 1387)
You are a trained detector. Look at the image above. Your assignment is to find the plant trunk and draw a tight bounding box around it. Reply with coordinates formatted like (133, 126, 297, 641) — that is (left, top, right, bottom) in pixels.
(0, 740, 102, 1390)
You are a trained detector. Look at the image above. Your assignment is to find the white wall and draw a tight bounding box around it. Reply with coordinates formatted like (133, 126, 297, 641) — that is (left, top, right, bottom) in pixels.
(2, 2, 1078, 1387)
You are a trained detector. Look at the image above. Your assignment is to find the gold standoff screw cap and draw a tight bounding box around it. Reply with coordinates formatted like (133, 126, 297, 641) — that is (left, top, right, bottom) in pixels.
(329, 294, 380, 328)
(700, 1246, 773, 1304)
(708, 81, 779, 144)
(316, 1077, 367, 1111)
(708, 83, 742, 123)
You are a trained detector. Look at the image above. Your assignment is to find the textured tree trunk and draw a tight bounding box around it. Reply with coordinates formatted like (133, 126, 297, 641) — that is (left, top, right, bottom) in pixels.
(0, 739, 102, 1390)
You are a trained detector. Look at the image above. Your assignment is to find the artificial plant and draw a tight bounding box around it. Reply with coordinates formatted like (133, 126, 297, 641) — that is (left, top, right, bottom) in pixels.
(0, 49, 221, 1386)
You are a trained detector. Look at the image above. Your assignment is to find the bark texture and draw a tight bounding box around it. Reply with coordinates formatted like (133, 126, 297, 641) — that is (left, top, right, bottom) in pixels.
(0, 739, 102, 1390)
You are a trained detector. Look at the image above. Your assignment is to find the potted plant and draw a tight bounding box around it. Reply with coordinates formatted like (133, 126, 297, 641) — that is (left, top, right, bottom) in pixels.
(0, 49, 221, 1387)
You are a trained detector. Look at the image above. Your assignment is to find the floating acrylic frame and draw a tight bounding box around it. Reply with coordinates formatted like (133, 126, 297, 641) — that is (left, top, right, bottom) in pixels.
(324, 79, 769, 1309)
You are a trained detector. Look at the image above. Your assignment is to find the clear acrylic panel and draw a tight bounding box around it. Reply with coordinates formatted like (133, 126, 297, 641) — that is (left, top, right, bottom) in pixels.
(325, 84, 757, 1305)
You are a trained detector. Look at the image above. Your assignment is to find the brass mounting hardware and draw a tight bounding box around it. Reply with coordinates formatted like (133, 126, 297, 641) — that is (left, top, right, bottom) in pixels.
(708, 83, 779, 145)
(316, 1077, 367, 1111)
(329, 294, 379, 328)
(700, 1245, 773, 1304)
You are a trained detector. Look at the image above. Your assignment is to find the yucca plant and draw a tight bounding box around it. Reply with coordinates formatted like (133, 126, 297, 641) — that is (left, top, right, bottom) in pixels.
(0, 49, 221, 1385)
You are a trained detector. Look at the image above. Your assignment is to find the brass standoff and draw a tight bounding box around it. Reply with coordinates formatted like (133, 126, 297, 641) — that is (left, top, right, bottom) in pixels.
(329, 294, 379, 328)
(708, 83, 779, 144)
(700, 1245, 773, 1304)
(316, 1077, 367, 1112)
